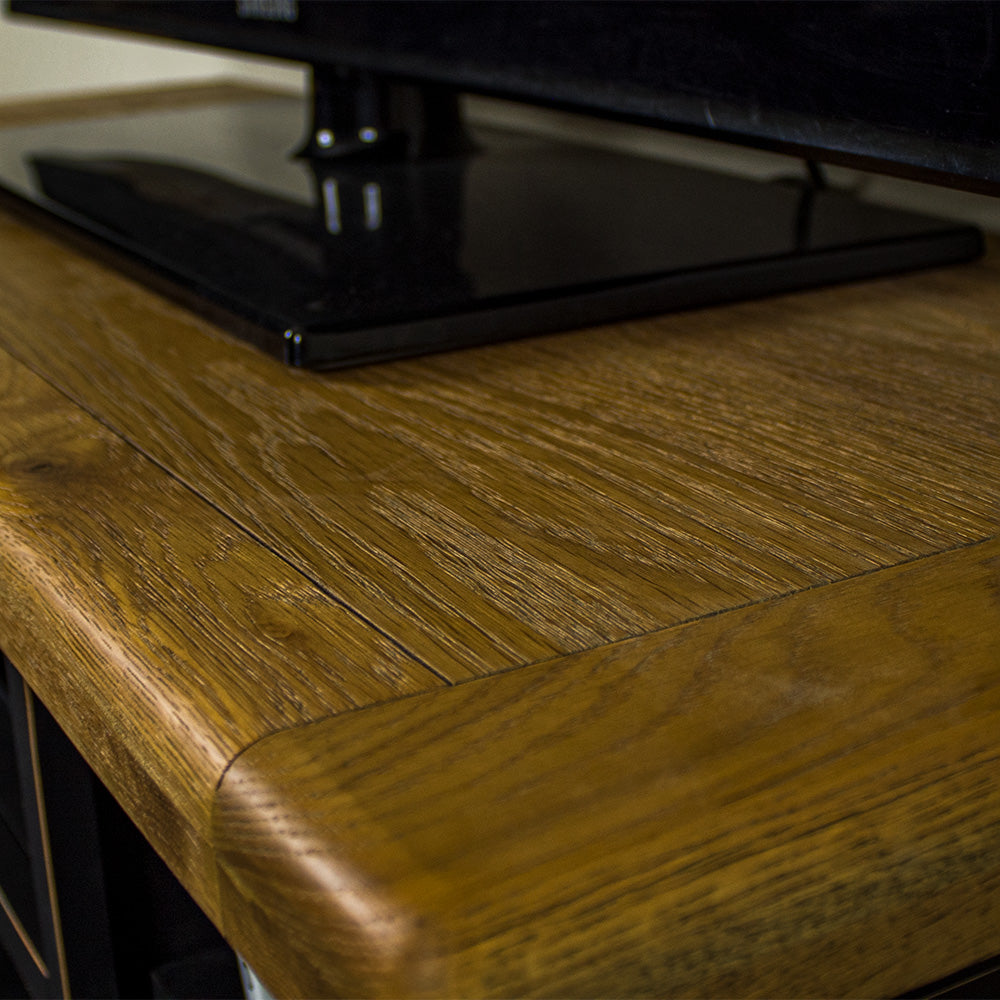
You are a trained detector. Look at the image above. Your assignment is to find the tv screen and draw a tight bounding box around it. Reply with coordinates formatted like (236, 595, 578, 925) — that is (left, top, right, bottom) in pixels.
(13, 0, 1000, 191)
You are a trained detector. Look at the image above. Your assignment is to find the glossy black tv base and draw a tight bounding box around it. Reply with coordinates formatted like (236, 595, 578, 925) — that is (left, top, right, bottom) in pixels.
(0, 96, 983, 368)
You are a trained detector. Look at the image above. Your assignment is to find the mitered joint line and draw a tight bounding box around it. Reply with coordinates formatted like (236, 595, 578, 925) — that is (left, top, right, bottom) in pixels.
(212, 528, 1000, 803)
(445, 529, 1000, 691)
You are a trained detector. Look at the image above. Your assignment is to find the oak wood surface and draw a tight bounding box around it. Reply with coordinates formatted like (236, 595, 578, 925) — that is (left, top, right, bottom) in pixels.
(214, 536, 1000, 999)
(0, 347, 439, 923)
(0, 85, 998, 998)
(0, 200, 996, 682)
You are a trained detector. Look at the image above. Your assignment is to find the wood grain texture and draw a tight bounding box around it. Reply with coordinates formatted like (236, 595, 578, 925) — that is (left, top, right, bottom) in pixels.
(215, 537, 1000, 999)
(0, 157, 997, 681)
(0, 348, 439, 922)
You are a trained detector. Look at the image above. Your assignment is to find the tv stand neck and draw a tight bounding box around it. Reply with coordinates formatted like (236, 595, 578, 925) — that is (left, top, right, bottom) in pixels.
(297, 65, 476, 162)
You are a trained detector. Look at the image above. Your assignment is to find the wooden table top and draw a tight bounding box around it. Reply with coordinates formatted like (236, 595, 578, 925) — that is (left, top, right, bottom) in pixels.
(0, 85, 998, 998)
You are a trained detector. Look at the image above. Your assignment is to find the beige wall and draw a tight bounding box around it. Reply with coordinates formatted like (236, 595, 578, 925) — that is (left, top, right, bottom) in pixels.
(0, 6, 304, 99)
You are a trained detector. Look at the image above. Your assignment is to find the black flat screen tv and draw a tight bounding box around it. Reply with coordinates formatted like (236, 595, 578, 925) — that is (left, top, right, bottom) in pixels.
(3, 1, 994, 367)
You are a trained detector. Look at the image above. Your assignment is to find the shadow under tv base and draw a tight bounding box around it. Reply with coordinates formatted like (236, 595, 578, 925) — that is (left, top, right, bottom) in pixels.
(0, 87, 983, 368)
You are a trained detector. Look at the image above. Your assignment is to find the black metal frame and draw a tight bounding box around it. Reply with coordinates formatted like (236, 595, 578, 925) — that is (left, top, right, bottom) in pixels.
(0, 655, 241, 999)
